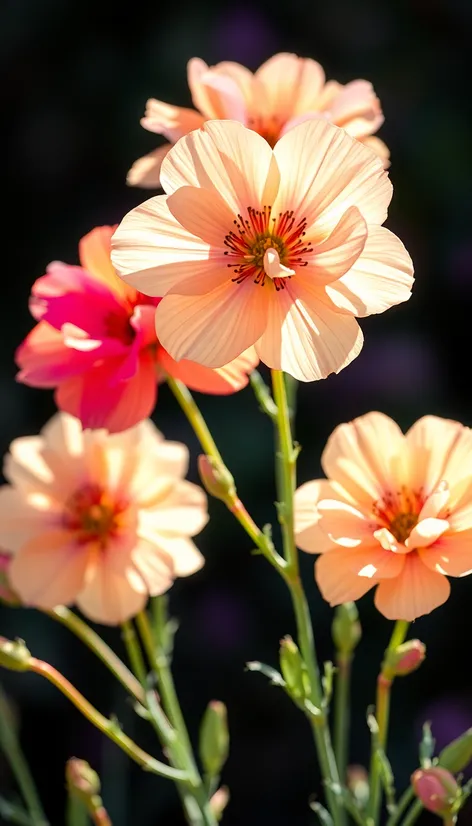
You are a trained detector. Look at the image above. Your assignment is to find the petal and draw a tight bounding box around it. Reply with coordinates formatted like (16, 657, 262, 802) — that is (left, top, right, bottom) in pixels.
(139, 480, 208, 537)
(374, 552, 450, 621)
(255, 53, 326, 120)
(329, 80, 384, 138)
(158, 346, 258, 394)
(325, 226, 414, 317)
(127, 145, 171, 189)
(405, 518, 449, 550)
(132, 538, 175, 596)
(76, 545, 147, 625)
(160, 120, 279, 212)
(56, 351, 157, 433)
(148, 534, 205, 577)
(16, 322, 91, 386)
(166, 185, 235, 247)
(0, 487, 61, 552)
(360, 136, 390, 168)
(196, 70, 248, 121)
(315, 551, 376, 606)
(9, 530, 90, 609)
(405, 416, 472, 499)
(111, 195, 224, 297)
(154, 277, 268, 368)
(140, 98, 205, 141)
(255, 279, 363, 381)
(187, 57, 227, 119)
(317, 498, 377, 547)
(272, 118, 391, 232)
(78, 226, 128, 299)
(418, 482, 450, 520)
(321, 411, 406, 508)
(419, 531, 472, 577)
(294, 479, 340, 553)
(304, 206, 367, 284)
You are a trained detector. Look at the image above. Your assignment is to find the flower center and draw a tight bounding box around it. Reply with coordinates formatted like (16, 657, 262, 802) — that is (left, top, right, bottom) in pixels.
(388, 512, 419, 544)
(372, 486, 423, 545)
(104, 292, 158, 345)
(246, 115, 283, 148)
(63, 483, 127, 546)
(223, 206, 312, 290)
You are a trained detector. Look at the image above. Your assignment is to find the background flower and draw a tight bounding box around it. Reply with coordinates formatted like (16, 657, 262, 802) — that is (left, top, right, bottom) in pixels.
(113, 118, 413, 382)
(295, 412, 472, 620)
(0, 413, 208, 624)
(16, 226, 258, 432)
(128, 52, 389, 188)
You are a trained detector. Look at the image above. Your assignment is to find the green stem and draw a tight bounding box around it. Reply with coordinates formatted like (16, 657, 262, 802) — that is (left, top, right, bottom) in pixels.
(368, 620, 410, 825)
(386, 787, 415, 826)
(399, 800, 423, 826)
(136, 607, 217, 826)
(271, 369, 344, 826)
(0, 683, 48, 825)
(46, 607, 144, 705)
(166, 376, 224, 463)
(121, 621, 148, 688)
(66, 797, 88, 826)
(334, 652, 352, 783)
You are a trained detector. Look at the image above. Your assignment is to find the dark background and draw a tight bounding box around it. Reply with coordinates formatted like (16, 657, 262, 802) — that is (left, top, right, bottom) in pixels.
(1, 0, 472, 823)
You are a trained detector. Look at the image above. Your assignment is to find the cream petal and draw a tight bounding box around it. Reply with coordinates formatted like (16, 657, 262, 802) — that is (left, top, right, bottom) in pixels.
(187, 57, 224, 118)
(211, 61, 255, 106)
(405, 416, 472, 499)
(294, 479, 339, 553)
(166, 185, 235, 247)
(373, 527, 400, 552)
(255, 53, 325, 120)
(405, 518, 450, 549)
(305, 206, 367, 284)
(330, 80, 384, 138)
(360, 136, 390, 168)
(317, 498, 376, 547)
(149, 535, 205, 577)
(127, 145, 170, 189)
(9, 530, 90, 610)
(419, 531, 472, 577)
(321, 411, 406, 508)
(132, 539, 175, 596)
(374, 552, 450, 621)
(140, 98, 205, 141)
(139, 480, 208, 537)
(272, 118, 391, 232)
(154, 278, 268, 368)
(255, 280, 363, 381)
(418, 481, 450, 520)
(111, 195, 225, 296)
(325, 226, 414, 317)
(198, 71, 248, 122)
(0, 487, 61, 553)
(76, 545, 147, 625)
(315, 551, 377, 605)
(160, 120, 280, 211)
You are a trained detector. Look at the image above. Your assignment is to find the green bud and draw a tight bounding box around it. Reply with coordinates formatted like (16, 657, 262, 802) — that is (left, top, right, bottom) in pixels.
(198, 455, 236, 504)
(439, 729, 472, 774)
(66, 758, 101, 802)
(332, 602, 361, 655)
(199, 701, 229, 778)
(279, 636, 306, 701)
(0, 637, 31, 672)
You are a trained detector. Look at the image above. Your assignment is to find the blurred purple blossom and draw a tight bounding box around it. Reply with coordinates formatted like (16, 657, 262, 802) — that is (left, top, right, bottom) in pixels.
(212, 6, 279, 67)
(416, 693, 472, 777)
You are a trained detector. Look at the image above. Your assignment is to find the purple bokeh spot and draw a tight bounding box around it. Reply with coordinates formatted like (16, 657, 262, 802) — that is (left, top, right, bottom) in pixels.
(416, 693, 472, 777)
(211, 6, 279, 67)
(197, 588, 250, 651)
(448, 240, 472, 289)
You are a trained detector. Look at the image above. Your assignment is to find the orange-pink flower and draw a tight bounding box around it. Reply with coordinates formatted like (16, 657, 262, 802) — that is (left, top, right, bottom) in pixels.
(16, 226, 258, 432)
(112, 119, 413, 382)
(128, 53, 389, 188)
(0, 413, 208, 624)
(294, 412, 472, 621)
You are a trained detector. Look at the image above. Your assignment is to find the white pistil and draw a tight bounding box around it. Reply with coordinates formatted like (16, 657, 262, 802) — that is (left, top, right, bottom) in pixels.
(263, 248, 295, 280)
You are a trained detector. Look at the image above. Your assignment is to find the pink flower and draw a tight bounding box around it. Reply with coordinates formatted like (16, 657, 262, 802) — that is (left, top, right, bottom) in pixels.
(294, 412, 472, 621)
(0, 413, 208, 624)
(16, 226, 258, 433)
(112, 119, 413, 382)
(128, 53, 389, 188)
(411, 767, 459, 815)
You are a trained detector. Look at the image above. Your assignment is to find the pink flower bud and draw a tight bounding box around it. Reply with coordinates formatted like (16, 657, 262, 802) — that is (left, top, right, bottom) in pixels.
(411, 767, 459, 815)
(210, 786, 230, 820)
(198, 455, 236, 504)
(383, 639, 426, 679)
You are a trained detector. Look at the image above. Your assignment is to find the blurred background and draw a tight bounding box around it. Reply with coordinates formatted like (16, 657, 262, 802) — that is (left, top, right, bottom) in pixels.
(1, 0, 472, 823)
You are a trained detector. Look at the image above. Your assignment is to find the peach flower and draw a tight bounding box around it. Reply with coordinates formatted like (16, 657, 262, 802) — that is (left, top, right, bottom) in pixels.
(128, 53, 389, 188)
(0, 413, 208, 624)
(16, 226, 258, 432)
(294, 412, 472, 621)
(112, 119, 413, 382)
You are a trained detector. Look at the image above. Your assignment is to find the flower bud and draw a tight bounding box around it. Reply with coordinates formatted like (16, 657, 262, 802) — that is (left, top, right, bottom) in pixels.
(199, 701, 229, 778)
(347, 765, 370, 809)
(210, 786, 230, 820)
(198, 455, 236, 504)
(0, 552, 20, 606)
(382, 640, 426, 679)
(66, 758, 101, 801)
(279, 636, 306, 701)
(0, 637, 31, 672)
(411, 767, 459, 815)
(332, 602, 362, 655)
(439, 728, 472, 774)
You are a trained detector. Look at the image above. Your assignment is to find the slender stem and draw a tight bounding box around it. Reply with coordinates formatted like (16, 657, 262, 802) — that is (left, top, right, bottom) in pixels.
(249, 370, 278, 419)
(271, 369, 343, 826)
(27, 657, 187, 782)
(92, 807, 112, 826)
(368, 620, 410, 825)
(46, 607, 144, 705)
(121, 622, 148, 688)
(334, 652, 352, 783)
(399, 800, 423, 826)
(386, 787, 415, 826)
(66, 797, 88, 826)
(166, 376, 224, 463)
(136, 608, 217, 826)
(0, 683, 48, 825)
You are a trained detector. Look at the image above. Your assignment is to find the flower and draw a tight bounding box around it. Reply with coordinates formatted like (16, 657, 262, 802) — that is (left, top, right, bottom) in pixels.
(128, 52, 389, 188)
(294, 412, 472, 620)
(16, 226, 258, 432)
(112, 119, 413, 382)
(0, 413, 208, 624)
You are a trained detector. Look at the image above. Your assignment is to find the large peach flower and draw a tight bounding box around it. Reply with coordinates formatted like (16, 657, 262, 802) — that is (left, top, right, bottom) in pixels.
(294, 412, 472, 621)
(112, 119, 413, 382)
(0, 414, 208, 624)
(128, 53, 389, 188)
(16, 226, 258, 432)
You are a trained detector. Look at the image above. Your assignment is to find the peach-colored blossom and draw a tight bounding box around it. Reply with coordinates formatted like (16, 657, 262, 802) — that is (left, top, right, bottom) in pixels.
(112, 119, 413, 382)
(16, 226, 258, 433)
(0, 413, 208, 624)
(294, 412, 472, 620)
(128, 53, 389, 188)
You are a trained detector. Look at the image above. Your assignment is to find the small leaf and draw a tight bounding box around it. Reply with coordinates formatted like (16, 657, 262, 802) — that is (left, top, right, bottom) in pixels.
(419, 721, 435, 767)
(245, 661, 285, 687)
(324, 782, 367, 826)
(309, 798, 334, 826)
(304, 699, 323, 720)
(376, 749, 396, 813)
